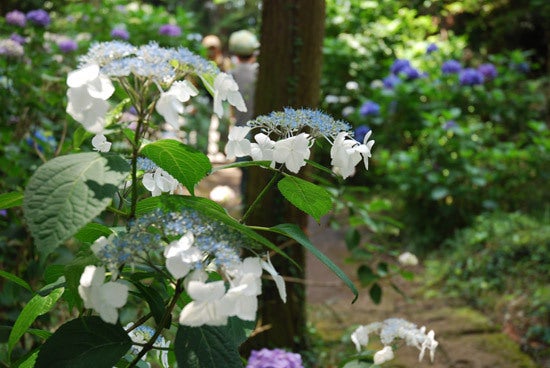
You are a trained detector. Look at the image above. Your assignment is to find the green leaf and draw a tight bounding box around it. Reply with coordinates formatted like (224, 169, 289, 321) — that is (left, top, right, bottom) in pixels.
(8, 288, 64, 358)
(35, 317, 132, 368)
(174, 325, 242, 368)
(357, 265, 378, 287)
(225, 317, 255, 347)
(0, 269, 32, 292)
(270, 223, 358, 303)
(0, 191, 23, 209)
(72, 126, 90, 150)
(141, 139, 211, 195)
(130, 280, 168, 328)
(23, 153, 130, 257)
(369, 283, 382, 304)
(13, 349, 39, 368)
(74, 222, 113, 244)
(345, 228, 361, 251)
(277, 175, 332, 222)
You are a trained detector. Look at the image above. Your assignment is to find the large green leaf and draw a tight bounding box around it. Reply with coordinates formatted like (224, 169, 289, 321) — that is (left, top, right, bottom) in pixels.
(277, 175, 332, 222)
(8, 288, 64, 359)
(23, 152, 130, 257)
(174, 325, 242, 368)
(140, 139, 211, 195)
(225, 317, 255, 347)
(0, 191, 23, 209)
(74, 222, 113, 244)
(270, 223, 359, 303)
(35, 317, 132, 368)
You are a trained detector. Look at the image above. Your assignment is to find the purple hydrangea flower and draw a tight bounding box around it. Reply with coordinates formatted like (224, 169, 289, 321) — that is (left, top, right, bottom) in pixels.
(426, 43, 438, 54)
(459, 68, 484, 86)
(383, 74, 401, 89)
(390, 59, 411, 75)
(354, 125, 371, 143)
(478, 63, 497, 80)
(57, 39, 78, 53)
(0, 209, 7, 217)
(246, 348, 303, 368)
(10, 33, 26, 45)
(26, 9, 50, 27)
(441, 60, 462, 74)
(159, 24, 181, 37)
(6, 10, 26, 27)
(111, 28, 130, 40)
(359, 101, 380, 116)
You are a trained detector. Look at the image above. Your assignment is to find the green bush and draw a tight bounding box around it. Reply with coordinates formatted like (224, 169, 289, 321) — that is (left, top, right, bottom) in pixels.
(426, 212, 550, 359)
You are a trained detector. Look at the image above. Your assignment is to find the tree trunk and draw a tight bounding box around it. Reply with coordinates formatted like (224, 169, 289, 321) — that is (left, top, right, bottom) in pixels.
(242, 0, 326, 353)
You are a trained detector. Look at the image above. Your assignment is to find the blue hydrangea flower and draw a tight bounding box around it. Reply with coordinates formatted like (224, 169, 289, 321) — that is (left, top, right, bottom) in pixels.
(459, 68, 484, 86)
(382, 74, 401, 89)
(478, 63, 497, 80)
(443, 120, 458, 130)
(6, 10, 26, 27)
(426, 43, 438, 54)
(246, 348, 303, 368)
(26, 9, 50, 27)
(441, 60, 462, 74)
(354, 125, 371, 143)
(359, 101, 380, 117)
(247, 107, 351, 140)
(400, 65, 422, 80)
(159, 24, 181, 37)
(111, 28, 130, 40)
(390, 59, 411, 75)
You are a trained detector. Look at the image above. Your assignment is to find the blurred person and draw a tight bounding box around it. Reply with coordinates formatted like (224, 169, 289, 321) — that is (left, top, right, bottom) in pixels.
(228, 29, 259, 126)
(202, 34, 232, 72)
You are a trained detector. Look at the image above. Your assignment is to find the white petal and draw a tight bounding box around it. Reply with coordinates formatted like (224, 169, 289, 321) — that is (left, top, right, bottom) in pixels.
(261, 256, 286, 303)
(100, 281, 128, 308)
(227, 90, 247, 112)
(67, 64, 100, 88)
(87, 74, 115, 100)
(228, 126, 251, 140)
(166, 256, 193, 280)
(186, 280, 226, 302)
(156, 92, 183, 129)
(374, 346, 394, 365)
(179, 301, 228, 326)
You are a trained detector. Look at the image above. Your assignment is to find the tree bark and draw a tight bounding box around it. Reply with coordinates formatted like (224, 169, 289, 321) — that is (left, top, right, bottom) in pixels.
(242, 0, 326, 353)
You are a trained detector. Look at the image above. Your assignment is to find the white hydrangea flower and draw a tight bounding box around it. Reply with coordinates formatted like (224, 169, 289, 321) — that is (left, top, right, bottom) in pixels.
(351, 318, 438, 364)
(330, 132, 362, 178)
(78, 265, 128, 324)
(66, 64, 115, 133)
(163, 232, 202, 280)
(272, 132, 311, 173)
(225, 126, 252, 160)
(155, 80, 198, 129)
(142, 168, 179, 196)
(373, 346, 394, 365)
(179, 280, 228, 326)
(91, 134, 112, 152)
(213, 72, 247, 118)
(250, 133, 275, 161)
(398, 251, 419, 266)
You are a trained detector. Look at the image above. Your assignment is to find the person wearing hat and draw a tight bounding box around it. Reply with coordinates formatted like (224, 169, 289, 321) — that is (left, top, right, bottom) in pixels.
(228, 30, 260, 126)
(202, 34, 232, 72)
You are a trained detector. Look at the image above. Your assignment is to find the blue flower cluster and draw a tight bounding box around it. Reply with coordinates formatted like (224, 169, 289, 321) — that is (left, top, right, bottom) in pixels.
(247, 107, 351, 139)
(78, 41, 218, 82)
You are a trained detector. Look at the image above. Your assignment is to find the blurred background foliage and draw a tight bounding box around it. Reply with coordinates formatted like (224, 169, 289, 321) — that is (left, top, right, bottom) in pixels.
(1, 0, 549, 365)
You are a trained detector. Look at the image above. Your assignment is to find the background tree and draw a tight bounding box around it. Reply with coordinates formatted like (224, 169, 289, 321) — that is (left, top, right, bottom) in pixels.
(241, 0, 327, 353)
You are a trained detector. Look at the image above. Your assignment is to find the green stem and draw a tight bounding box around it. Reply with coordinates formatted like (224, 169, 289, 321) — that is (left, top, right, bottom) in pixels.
(126, 279, 184, 367)
(129, 116, 144, 220)
(107, 206, 128, 217)
(240, 170, 281, 224)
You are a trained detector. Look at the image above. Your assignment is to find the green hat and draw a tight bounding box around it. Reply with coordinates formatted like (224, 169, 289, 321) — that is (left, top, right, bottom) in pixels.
(229, 30, 259, 56)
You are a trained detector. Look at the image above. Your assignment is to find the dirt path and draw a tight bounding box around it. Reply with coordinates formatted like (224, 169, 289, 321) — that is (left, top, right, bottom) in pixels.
(198, 163, 539, 368)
